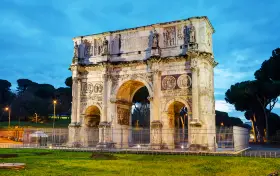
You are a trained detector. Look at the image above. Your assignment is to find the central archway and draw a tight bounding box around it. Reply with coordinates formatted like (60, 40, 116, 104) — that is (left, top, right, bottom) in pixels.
(115, 80, 151, 148)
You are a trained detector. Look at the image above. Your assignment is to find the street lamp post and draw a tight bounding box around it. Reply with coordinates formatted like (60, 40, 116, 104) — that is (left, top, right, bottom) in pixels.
(35, 113, 38, 123)
(5, 107, 11, 128)
(53, 100, 57, 129)
(52, 100, 57, 145)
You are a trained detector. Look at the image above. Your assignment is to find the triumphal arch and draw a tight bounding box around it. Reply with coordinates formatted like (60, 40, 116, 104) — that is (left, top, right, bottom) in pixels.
(68, 16, 218, 151)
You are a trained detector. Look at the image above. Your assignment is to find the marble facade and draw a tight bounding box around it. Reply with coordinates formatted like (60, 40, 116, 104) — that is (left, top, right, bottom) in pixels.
(68, 16, 218, 151)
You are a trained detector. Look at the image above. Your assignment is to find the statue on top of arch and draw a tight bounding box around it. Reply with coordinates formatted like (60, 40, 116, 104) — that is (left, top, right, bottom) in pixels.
(152, 29, 159, 49)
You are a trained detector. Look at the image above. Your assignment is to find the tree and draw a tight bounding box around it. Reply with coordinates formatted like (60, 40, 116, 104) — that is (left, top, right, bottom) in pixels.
(0, 79, 14, 105)
(34, 84, 56, 99)
(65, 77, 72, 88)
(16, 79, 37, 94)
(244, 110, 258, 142)
(0, 79, 15, 121)
(255, 48, 280, 81)
(215, 110, 244, 127)
(245, 80, 280, 140)
(225, 81, 266, 141)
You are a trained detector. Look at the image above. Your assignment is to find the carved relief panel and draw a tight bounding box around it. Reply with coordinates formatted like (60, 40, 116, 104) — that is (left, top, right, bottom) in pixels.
(84, 39, 93, 57)
(161, 74, 192, 90)
(94, 38, 103, 56)
(117, 107, 130, 125)
(163, 26, 176, 47)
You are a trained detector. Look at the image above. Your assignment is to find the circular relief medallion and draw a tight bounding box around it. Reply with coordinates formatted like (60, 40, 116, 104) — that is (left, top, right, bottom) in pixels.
(177, 74, 192, 89)
(82, 83, 93, 95)
(162, 76, 176, 90)
(93, 83, 103, 93)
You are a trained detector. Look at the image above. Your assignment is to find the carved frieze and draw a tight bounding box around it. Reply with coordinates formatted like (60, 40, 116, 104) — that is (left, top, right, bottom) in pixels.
(161, 89, 191, 97)
(163, 26, 176, 47)
(117, 107, 130, 125)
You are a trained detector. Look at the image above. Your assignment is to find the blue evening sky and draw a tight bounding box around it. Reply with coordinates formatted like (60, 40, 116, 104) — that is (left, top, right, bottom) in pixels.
(1, 0, 280, 122)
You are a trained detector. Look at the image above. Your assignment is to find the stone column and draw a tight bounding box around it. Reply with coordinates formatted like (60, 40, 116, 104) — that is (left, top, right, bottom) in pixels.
(190, 60, 200, 124)
(70, 77, 78, 124)
(97, 74, 113, 148)
(68, 77, 82, 147)
(102, 74, 108, 122)
(76, 79, 81, 124)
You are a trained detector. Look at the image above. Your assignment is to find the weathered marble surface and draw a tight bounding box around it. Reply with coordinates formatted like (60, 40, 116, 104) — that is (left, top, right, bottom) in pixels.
(68, 16, 218, 151)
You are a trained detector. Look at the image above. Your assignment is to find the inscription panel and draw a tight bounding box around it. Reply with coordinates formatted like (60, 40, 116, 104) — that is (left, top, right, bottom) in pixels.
(120, 32, 149, 52)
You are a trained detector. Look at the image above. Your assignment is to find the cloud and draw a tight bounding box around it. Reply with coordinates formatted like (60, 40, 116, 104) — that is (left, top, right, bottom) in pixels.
(215, 100, 235, 113)
(274, 103, 280, 109)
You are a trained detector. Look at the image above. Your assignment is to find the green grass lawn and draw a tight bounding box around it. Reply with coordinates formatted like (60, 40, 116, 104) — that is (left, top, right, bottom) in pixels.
(0, 120, 70, 129)
(0, 149, 280, 176)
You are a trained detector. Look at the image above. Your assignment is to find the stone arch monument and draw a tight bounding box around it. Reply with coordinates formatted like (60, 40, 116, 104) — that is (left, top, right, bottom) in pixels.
(68, 16, 218, 151)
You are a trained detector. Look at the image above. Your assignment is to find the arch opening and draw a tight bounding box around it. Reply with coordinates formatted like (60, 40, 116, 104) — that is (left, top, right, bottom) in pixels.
(85, 105, 101, 127)
(84, 105, 100, 147)
(167, 101, 188, 148)
(116, 80, 151, 146)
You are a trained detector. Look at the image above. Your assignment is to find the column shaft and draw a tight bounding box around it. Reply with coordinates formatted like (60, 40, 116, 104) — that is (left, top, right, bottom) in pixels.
(191, 68, 199, 121)
(71, 78, 78, 124)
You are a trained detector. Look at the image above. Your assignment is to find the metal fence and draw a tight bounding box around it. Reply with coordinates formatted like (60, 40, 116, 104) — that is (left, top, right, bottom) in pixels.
(11, 126, 249, 152)
(22, 128, 68, 147)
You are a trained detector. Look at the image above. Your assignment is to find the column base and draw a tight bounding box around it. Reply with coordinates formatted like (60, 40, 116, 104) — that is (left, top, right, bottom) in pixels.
(150, 120, 163, 149)
(67, 124, 82, 147)
(98, 121, 112, 144)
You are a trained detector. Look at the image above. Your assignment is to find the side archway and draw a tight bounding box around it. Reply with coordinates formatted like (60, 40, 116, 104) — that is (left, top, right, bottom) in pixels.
(82, 105, 101, 147)
(84, 105, 101, 127)
(162, 98, 190, 149)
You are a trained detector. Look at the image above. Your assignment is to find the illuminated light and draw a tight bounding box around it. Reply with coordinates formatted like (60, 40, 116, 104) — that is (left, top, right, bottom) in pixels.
(137, 144, 141, 148)
(5, 107, 9, 111)
(53, 100, 57, 104)
(181, 145, 184, 149)
(49, 146, 53, 149)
